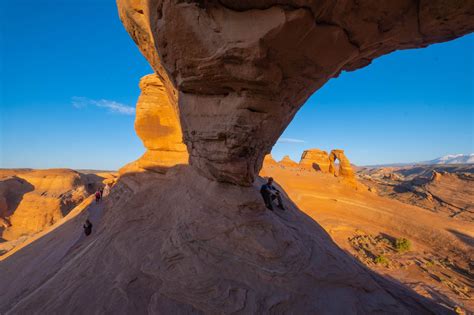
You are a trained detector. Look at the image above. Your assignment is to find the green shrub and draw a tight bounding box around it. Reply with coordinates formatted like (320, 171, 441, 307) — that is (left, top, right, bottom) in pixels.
(395, 238, 411, 252)
(374, 255, 389, 265)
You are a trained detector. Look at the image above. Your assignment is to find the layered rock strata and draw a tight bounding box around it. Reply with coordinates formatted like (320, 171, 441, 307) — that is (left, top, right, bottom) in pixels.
(117, 0, 474, 185)
(121, 74, 188, 173)
(135, 74, 188, 168)
(300, 149, 330, 172)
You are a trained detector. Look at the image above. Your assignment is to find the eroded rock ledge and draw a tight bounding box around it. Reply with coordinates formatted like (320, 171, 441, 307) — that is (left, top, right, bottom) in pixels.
(117, 0, 474, 185)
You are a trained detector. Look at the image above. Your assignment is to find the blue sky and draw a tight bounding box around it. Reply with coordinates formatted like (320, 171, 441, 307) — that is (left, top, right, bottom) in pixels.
(1, 1, 473, 169)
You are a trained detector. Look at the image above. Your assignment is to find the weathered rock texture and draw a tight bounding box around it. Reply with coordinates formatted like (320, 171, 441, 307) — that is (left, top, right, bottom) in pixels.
(123, 74, 188, 173)
(117, 0, 474, 185)
(300, 149, 330, 172)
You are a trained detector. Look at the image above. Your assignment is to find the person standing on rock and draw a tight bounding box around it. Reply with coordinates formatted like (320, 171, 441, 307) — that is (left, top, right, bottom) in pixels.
(260, 177, 285, 211)
(95, 190, 101, 203)
(83, 219, 93, 236)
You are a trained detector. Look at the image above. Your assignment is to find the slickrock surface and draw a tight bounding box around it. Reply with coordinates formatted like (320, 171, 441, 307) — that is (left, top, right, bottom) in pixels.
(260, 165, 474, 312)
(117, 0, 474, 185)
(0, 167, 451, 314)
(300, 149, 330, 172)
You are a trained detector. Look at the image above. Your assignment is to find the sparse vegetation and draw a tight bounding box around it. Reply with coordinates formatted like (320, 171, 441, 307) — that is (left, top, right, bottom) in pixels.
(374, 255, 390, 266)
(395, 238, 411, 253)
(424, 260, 434, 268)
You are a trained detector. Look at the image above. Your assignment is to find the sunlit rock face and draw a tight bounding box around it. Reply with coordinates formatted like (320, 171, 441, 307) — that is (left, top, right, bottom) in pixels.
(134, 74, 188, 170)
(0, 169, 91, 241)
(329, 149, 357, 187)
(300, 149, 330, 172)
(279, 155, 299, 168)
(263, 154, 278, 167)
(117, 0, 474, 185)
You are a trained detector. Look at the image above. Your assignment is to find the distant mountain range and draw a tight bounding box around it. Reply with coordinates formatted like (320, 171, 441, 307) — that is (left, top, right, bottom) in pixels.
(422, 154, 474, 165)
(363, 153, 474, 168)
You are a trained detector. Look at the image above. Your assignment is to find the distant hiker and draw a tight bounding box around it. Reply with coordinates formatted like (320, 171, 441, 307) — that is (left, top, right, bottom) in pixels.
(83, 219, 93, 236)
(260, 177, 285, 211)
(95, 190, 101, 203)
(99, 187, 104, 198)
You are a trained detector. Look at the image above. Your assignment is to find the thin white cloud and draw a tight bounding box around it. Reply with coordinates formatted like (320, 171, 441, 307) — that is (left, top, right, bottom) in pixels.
(72, 97, 135, 115)
(277, 137, 306, 144)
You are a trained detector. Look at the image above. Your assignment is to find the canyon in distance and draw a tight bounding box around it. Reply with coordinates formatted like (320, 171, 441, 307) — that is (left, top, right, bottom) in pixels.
(1, 0, 473, 314)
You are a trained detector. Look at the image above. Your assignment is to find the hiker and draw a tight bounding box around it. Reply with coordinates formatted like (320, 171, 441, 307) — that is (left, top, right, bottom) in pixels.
(260, 177, 285, 211)
(95, 190, 101, 203)
(83, 219, 93, 236)
(99, 187, 104, 198)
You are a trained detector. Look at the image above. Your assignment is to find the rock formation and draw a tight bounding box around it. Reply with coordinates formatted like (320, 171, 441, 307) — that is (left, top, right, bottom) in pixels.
(1, 1, 471, 313)
(329, 150, 354, 176)
(279, 155, 299, 168)
(0, 169, 90, 241)
(300, 149, 330, 172)
(117, 0, 474, 186)
(121, 74, 188, 174)
(0, 168, 453, 314)
(329, 149, 358, 187)
(263, 153, 277, 167)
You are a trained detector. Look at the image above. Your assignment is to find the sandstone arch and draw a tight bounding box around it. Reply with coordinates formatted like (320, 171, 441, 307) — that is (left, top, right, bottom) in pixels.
(328, 149, 353, 177)
(117, 0, 474, 186)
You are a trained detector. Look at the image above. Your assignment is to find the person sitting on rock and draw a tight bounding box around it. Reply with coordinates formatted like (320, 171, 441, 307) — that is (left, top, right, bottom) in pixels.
(260, 177, 285, 211)
(83, 219, 93, 236)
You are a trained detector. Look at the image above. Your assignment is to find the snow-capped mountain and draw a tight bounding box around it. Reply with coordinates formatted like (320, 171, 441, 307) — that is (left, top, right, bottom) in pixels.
(423, 154, 474, 165)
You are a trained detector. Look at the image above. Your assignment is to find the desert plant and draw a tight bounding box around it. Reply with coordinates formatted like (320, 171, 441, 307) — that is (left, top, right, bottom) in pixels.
(374, 255, 390, 266)
(395, 238, 411, 252)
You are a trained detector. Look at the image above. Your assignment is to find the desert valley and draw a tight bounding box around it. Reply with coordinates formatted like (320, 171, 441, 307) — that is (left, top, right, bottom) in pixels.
(1, 151, 473, 313)
(1, 0, 473, 314)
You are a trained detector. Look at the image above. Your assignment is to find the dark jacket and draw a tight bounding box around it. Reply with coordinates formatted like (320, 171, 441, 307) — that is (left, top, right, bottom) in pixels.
(83, 222, 93, 236)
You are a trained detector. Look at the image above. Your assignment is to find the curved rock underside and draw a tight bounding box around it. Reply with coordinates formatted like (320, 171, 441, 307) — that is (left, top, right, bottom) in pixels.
(117, 0, 474, 186)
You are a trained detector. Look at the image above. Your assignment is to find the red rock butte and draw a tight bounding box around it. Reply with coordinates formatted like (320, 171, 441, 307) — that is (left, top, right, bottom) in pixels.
(117, 0, 474, 185)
